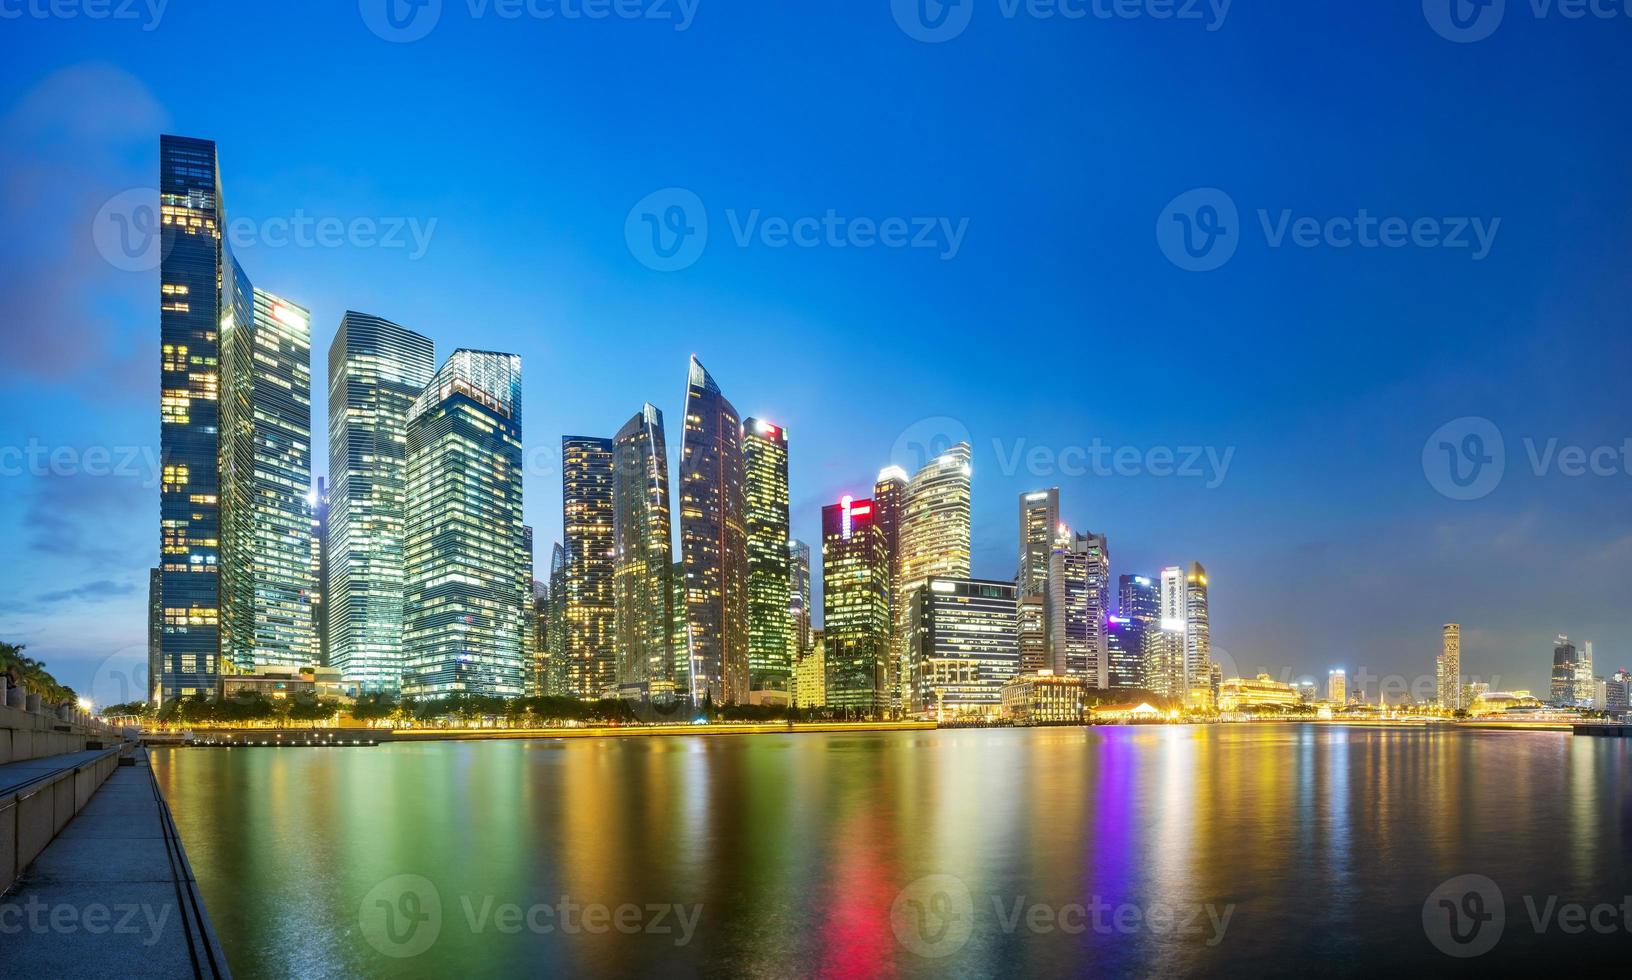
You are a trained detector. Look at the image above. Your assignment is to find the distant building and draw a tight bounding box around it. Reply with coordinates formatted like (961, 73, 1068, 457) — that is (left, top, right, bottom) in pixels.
(822, 495, 890, 715)
(1017, 489, 1059, 599)
(1143, 623, 1186, 702)
(1218, 674, 1301, 712)
(1328, 669, 1347, 704)
(1045, 528, 1110, 688)
(1104, 616, 1143, 689)
(612, 405, 674, 692)
(788, 538, 812, 659)
(1551, 636, 1579, 706)
(1002, 670, 1086, 726)
(792, 632, 826, 709)
(909, 577, 1020, 720)
(1017, 595, 1048, 674)
(894, 445, 973, 712)
(1576, 641, 1596, 707)
(872, 467, 907, 706)
(1184, 562, 1211, 706)
(1438, 623, 1462, 710)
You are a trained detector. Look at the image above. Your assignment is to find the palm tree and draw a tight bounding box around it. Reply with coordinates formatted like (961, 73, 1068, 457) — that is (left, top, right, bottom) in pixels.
(1, 641, 79, 708)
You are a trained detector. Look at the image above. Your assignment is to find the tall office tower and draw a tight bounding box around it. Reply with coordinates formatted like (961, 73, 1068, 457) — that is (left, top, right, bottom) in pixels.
(1118, 573, 1159, 667)
(311, 477, 329, 666)
(1438, 623, 1462, 710)
(522, 526, 536, 693)
(529, 580, 548, 697)
(743, 418, 792, 693)
(669, 559, 691, 692)
(327, 312, 435, 694)
(1017, 488, 1060, 597)
(219, 286, 316, 673)
(1328, 669, 1347, 704)
(402, 351, 526, 698)
(679, 356, 750, 704)
(872, 466, 908, 704)
(909, 577, 1020, 720)
(788, 538, 812, 658)
(1184, 562, 1211, 700)
(792, 632, 827, 710)
(1576, 641, 1595, 706)
(1045, 528, 1110, 689)
(1105, 617, 1142, 689)
(612, 405, 674, 691)
(1017, 596, 1047, 673)
(158, 135, 227, 704)
(1158, 566, 1185, 623)
(146, 568, 162, 703)
(1550, 636, 1579, 706)
(561, 436, 616, 699)
(1143, 623, 1185, 700)
(895, 444, 973, 710)
(546, 542, 567, 695)
(822, 495, 891, 715)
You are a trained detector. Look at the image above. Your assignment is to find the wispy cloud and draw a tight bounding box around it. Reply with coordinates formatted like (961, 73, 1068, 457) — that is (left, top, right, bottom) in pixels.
(36, 579, 135, 604)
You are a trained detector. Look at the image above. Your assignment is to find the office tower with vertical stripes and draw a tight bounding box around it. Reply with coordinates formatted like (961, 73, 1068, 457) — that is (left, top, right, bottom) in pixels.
(679, 356, 749, 704)
(562, 435, 616, 698)
(612, 404, 674, 692)
(872, 466, 907, 705)
(1017, 488, 1059, 597)
(743, 418, 791, 694)
(822, 495, 890, 715)
(894, 444, 972, 711)
(788, 538, 812, 661)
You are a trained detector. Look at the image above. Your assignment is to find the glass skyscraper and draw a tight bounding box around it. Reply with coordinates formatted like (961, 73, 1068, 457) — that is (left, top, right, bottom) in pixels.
(908, 577, 1020, 720)
(679, 356, 749, 704)
(1017, 488, 1059, 597)
(743, 417, 791, 694)
(612, 404, 674, 692)
(788, 538, 812, 661)
(821, 495, 890, 715)
(1185, 561, 1211, 704)
(561, 435, 616, 698)
(894, 444, 972, 711)
(401, 350, 526, 698)
(1045, 528, 1110, 688)
(872, 466, 907, 706)
(326, 312, 435, 694)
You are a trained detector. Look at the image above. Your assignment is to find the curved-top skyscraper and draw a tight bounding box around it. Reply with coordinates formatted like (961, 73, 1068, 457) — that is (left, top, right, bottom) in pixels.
(612, 403, 674, 691)
(679, 356, 749, 704)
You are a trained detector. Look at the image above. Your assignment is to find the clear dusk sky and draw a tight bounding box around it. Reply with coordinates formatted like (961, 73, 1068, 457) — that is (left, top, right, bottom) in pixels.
(1, 1, 1629, 699)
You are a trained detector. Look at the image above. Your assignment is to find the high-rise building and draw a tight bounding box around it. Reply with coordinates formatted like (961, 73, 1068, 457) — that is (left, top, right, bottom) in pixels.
(522, 527, 537, 694)
(158, 135, 227, 704)
(146, 567, 162, 703)
(669, 559, 691, 692)
(529, 579, 548, 697)
(545, 542, 567, 695)
(822, 495, 890, 715)
(1438, 623, 1462, 710)
(1328, 668, 1347, 704)
(743, 418, 792, 693)
(219, 287, 315, 674)
(792, 631, 826, 710)
(1184, 562, 1211, 702)
(1143, 622, 1186, 701)
(1576, 641, 1595, 706)
(1551, 636, 1579, 706)
(789, 538, 812, 658)
(402, 350, 526, 698)
(872, 466, 907, 705)
(1105, 615, 1142, 689)
(1117, 573, 1159, 684)
(894, 444, 973, 710)
(561, 436, 616, 699)
(311, 477, 329, 666)
(909, 577, 1020, 719)
(1017, 596, 1047, 674)
(679, 356, 749, 704)
(612, 405, 674, 691)
(1017, 488, 1059, 598)
(1045, 528, 1110, 689)
(326, 312, 435, 694)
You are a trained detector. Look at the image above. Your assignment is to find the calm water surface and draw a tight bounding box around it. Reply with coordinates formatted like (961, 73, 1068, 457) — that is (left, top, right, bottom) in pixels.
(152, 726, 1632, 978)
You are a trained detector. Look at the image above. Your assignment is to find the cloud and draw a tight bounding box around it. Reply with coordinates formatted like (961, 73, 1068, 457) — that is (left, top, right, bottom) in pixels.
(37, 579, 135, 604)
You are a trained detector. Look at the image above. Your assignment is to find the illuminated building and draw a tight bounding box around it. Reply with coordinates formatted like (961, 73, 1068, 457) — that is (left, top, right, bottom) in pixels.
(1607, 670, 1630, 718)
(1017, 596, 1047, 673)
(1551, 636, 1579, 706)
(311, 477, 328, 666)
(1328, 668, 1347, 704)
(1002, 670, 1087, 726)
(529, 579, 548, 697)
(543, 542, 566, 695)
(561, 435, 616, 698)
(1218, 674, 1301, 712)
(326, 312, 435, 694)
(679, 356, 749, 704)
(1116, 574, 1158, 685)
(909, 577, 1020, 719)
(219, 286, 315, 674)
(821, 495, 890, 715)
(894, 444, 972, 710)
(1017, 488, 1059, 598)
(1577, 641, 1596, 706)
(792, 631, 826, 709)
(872, 466, 907, 705)
(612, 404, 674, 690)
(1184, 562, 1211, 704)
(1437, 623, 1462, 709)
(743, 418, 792, 693)
(1105, 616, 1142, 689)
(670, 559, 691, 690)
(147, 567, 162, 703)
(1045, 527, 1110, 688)
(1143, 622, 1185, 701)
(789, 538, 812, 658)
(401, 350, 526, 698)
(157, 135, 227, 703)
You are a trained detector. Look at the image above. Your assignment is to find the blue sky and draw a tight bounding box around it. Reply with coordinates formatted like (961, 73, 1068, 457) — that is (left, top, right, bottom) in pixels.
(1, 1, 1629, 698)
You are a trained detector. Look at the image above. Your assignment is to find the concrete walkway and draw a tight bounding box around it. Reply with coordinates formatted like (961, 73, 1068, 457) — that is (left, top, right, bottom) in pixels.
(0, 748, 230, 979)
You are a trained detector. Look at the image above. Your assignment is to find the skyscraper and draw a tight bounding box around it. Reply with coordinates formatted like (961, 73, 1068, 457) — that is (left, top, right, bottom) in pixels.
(1017, 488, 1059, 597)
(1184, 562, 1211, 703)
(1438, 623, 1462, 710)
(1576, 641, 1595, 706)
(872, 466, 907, 704)
(562, 435, 616, 699)
(909, 577, 1020, 720)
(1045, 528, 1110, 689)
(146, 567, 162, 703)
(1017, 596, 1047, 674)
(402, 350, 526, 698)
(789, 538, 812, 658)
(679, 356, 749, 704)
(311, 477, 329, 667)
(1551, 636, 1579, 706)
(743, 418, 792, 694)
(157, 135, 227, 703)
(546, 542, 567, 695)
(822, 495, 890, 715)
(1104, 616, 1142, 689)
(1328, 668, 1347, 704)
(894, 443, 973, 711)
(326, 312, 435, 694)
(219, 287, 315, 673)
(1143, 622, 1185, 701)
(612, 404, 674, 692)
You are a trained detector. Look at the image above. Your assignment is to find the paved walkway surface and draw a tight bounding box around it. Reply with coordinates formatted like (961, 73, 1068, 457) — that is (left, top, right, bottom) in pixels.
(0, 749, 116, 795)
(0, 748, 230, 978)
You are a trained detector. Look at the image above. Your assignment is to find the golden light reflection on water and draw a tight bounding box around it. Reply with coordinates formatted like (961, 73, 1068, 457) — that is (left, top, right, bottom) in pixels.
(151, 726, 1631, 979)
